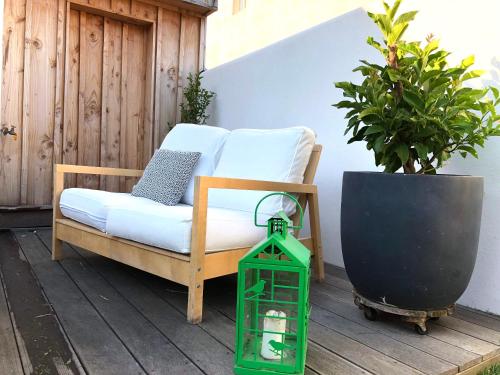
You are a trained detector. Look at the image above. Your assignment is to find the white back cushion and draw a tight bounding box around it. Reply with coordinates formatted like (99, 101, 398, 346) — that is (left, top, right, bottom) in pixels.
(160, 123, 229, 205)
(209, 127, 316, 215)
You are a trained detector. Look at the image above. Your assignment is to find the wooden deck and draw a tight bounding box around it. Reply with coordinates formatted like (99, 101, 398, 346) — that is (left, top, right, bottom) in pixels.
(1, 229, 499, 375)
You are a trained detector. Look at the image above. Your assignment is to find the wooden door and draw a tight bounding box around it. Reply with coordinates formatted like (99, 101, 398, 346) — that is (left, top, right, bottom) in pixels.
(1, 0, 207, 207)
(63, 6, 155, 192)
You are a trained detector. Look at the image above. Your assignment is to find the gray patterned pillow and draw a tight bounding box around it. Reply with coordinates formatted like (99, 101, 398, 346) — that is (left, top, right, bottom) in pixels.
(131, 149, 201, 206)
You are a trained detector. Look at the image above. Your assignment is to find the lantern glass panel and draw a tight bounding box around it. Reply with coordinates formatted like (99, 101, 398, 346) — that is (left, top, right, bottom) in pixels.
(241, 266, 301, 369)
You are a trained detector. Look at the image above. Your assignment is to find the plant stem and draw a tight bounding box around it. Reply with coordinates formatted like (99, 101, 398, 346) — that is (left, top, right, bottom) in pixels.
(388, 44, 403, 99)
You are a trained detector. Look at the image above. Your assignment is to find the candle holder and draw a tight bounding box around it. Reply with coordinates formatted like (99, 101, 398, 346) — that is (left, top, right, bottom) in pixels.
(234, 193, 311, 375)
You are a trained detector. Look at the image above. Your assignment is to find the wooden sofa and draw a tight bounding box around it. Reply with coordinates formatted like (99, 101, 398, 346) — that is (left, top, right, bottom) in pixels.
(52, 139, 323, 324)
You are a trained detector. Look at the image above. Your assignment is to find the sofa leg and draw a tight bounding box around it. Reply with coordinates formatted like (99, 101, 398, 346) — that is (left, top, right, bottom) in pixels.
(187, 281, 204, 324)
(308, 193, 325, 282)
(52, 236, 64, 261)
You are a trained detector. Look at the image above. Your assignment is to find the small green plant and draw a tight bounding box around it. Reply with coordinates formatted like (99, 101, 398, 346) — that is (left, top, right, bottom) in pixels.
(479, 363, 500, 375)
(334, 0, 500, 174)
(180, 71, 215, 125)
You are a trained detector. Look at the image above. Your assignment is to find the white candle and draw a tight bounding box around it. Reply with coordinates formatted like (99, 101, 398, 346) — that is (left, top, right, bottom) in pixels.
(261, 310, 287, 360)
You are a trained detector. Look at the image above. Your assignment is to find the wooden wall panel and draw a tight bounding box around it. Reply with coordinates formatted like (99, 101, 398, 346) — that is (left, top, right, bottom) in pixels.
(120, 23, 147, 191)
(21, 0, 59, 205)
(111, 0, 131, 14)
(131, 1, 157, 20)
(1, 0, 210, 206)
(63, 9, 81, 188)
(53, 0, 68, 166)
(176, 14, 200, 123)
(100, 17, 123, 191)
(77, 13, 104, 189)
(155, 8, 180, 146)
(0, 0, 26, 205)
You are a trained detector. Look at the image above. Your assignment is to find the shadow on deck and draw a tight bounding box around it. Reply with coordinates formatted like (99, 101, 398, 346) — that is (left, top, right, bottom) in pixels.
(1, 229, 499, 375)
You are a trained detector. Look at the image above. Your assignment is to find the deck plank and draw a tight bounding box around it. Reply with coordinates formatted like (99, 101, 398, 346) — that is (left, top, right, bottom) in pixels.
(14, 231, 145, 375)
(69, 244, 235, 375)
(0, 231, 82, 375)
(316, 280, 500, 359)
(5, 230, 500, 375)
(310, 285, 481, 371)
(0, 269, 23, 375)
(125, 266, 368, 375)
(454, 307, 500, 332)
(36, 229, 202, 375)
(436, 316, 500, 346)
(174, 273, 422, 375)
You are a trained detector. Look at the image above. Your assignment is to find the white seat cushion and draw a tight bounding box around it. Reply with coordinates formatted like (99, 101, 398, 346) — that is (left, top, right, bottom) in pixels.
(59, 188, 133, 231)
(106, 202, 270, 254)
(160, 123, 229, 205)
(208, 127, 316, 215)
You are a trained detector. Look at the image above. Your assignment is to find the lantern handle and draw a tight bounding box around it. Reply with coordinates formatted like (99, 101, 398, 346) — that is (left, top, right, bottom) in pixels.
(254, 192, 303, 229)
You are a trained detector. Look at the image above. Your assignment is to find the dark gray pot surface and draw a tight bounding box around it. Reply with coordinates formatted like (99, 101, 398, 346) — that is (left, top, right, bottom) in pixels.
(341, 172, 483, 310)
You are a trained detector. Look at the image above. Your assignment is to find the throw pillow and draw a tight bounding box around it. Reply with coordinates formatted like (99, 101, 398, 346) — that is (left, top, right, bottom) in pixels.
(131, 149, 201, 206)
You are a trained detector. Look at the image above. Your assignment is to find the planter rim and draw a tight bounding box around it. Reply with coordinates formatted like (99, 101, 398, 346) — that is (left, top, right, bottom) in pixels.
(343, 171, 483, 179)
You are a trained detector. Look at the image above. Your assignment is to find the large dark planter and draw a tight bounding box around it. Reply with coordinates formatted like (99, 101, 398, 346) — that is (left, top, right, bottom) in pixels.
(341, 172, 483, 310)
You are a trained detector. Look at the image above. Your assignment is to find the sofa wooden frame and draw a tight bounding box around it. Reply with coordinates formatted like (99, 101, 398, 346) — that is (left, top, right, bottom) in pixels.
(52, 145, 324, 323)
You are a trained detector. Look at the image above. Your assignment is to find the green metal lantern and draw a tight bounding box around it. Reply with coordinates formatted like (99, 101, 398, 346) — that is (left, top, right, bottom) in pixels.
(234, 193, 311, 375)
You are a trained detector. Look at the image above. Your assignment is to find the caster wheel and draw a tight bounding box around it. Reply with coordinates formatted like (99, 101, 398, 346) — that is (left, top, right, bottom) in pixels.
(363, 307, 378, 321)
(354, 296, 361, 307)
(414, 324, 428, 335)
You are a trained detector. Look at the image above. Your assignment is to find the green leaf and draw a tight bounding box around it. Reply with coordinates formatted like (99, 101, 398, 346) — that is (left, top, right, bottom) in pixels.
(424, 38, 439, 54)
(394, 11, 418, 26)
(402, 90, 425, 112)
(491, 86, 499, 99)
(389, 0, 402, 19)
(366, 36, 385, 53)
(358, 107, 380, 119)
(395, 144, 409, 164)
(460, 55, 475, 68)
(414, 143, 428, 160)
(457, 145, 479, 158)
(365, 125, 385, 135)
(461, 70, 485, 81)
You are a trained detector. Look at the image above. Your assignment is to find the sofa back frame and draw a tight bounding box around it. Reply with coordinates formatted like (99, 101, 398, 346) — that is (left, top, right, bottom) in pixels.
(52, 144, 324, 323)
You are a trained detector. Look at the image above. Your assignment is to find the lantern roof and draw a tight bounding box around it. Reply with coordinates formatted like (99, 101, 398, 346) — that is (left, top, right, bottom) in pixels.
(239, 230, 311, 268)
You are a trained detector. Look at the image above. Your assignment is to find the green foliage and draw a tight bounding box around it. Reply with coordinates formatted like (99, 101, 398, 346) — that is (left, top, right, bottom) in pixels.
(479, 364, 500, 375)
(333, 0, 500, 174)
(180, 71, 215, 125)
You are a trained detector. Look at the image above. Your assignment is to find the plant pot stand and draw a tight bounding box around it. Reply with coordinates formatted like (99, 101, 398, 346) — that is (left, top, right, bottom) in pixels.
(353, 290, 455, 335)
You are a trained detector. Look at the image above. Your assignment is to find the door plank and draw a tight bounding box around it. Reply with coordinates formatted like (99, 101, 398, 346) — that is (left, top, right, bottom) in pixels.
(21, 0, 59, 205)
(120, 22, 147, 190)
(14, 231, 145, 375)
(100, 17, 123, 191)
(156, 8, 180, 145)
(0, 0, 26, 205)
(176, 14, 200, 123)
(53, 0, 68, 166)
(77, 12, 104, 189)
(63, 8, 81, 188)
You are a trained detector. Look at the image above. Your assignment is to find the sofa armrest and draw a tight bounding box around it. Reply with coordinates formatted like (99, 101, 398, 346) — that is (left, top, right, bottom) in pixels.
(54, 164, 144, 177)
(52, 164, 144, 228)
(195, 175, 318, 194)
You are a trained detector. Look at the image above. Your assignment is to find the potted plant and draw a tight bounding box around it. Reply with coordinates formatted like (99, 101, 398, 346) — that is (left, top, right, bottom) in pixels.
(334, 0, 500, 312)
(180, 71, 215, 125)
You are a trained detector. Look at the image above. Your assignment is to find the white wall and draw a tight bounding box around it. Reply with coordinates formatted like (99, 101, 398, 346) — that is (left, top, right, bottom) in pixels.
(203, 2, 500, 314)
